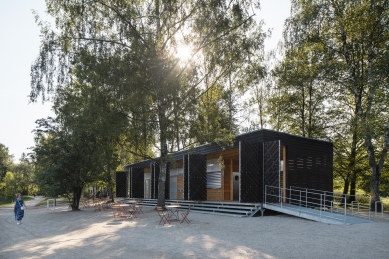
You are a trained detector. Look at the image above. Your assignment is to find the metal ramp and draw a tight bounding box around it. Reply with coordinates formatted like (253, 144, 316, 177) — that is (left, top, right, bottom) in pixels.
(262, 203, 370, 224)
(263, 185, 372, 225)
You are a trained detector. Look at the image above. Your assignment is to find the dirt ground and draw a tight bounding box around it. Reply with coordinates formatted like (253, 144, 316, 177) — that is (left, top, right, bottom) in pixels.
(0, 196, 388, 259)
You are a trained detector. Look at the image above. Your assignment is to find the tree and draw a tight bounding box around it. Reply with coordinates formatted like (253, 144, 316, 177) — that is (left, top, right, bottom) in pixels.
(32, 116, 98, 210)
(271, 42, 331, 139)
(283, 0, 389, 209)
(55, 83, 131, 202)
(30, 0, 266, 207)
(0, 143, 13, 182)
(2, 172, 18, 199)
(11, 155, 36, 196)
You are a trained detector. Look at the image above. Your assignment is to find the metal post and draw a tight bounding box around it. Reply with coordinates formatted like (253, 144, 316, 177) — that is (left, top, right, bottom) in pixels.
(306, 188, 308, 208)
(289, 187, 292, 204)
(344, 194, 347, 224)
(375, 201, 383, 217)
(368, 199, 371, 220)
(299, 190, 302, 208)
(264, 185, 267, 205)
(324, 192, 326, 211)
(281, 187, 283, 208)
(320, 194, 322, 218)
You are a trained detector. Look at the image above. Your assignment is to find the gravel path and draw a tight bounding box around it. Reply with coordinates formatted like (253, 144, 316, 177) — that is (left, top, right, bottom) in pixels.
(0, 196, 388, 259)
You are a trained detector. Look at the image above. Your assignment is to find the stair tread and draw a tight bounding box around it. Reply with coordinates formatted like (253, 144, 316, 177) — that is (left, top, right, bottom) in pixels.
(124, 199, 261, 217)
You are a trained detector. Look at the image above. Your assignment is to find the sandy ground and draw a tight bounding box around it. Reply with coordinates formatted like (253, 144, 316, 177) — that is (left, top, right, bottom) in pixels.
(0, 196, 388, 259)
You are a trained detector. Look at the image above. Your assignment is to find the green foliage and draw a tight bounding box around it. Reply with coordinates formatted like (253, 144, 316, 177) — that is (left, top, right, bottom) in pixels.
(10, 157, 36, 196)
(270, 43, 330, 139)
(277, 0, 389, 202)
(2, 172, 18, 199)
(30, 0, 267, 206)
(32, 116, 97, 209)
(0, 146, 36, 199)
(0, 143, 13, 181)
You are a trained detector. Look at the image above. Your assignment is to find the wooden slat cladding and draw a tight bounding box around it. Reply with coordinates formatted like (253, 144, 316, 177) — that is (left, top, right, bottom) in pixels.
(151, 163, 158, 199)
(131, 167, 144, 198)
(124, 129, 333, 202)
(188, 154, 207, 201)
(125, 129, 331, 170)
(224, 159, 232, 200)
(263, 141, 280, 203)
(184, 155, 189, 200)
(115, 171, 127, 198)
(165, 162, 170, 199)
(150, 162, 170, 199)
(177, 174, 184, 200)
(240, 141, 262, 203)
(207, 188, 223, 201)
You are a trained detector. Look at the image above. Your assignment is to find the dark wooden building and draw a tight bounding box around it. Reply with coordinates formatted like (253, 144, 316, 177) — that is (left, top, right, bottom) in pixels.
(116, 129, 333, 203)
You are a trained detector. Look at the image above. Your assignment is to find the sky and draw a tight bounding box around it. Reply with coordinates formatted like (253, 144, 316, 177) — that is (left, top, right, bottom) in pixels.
(0, 0, 291, 162)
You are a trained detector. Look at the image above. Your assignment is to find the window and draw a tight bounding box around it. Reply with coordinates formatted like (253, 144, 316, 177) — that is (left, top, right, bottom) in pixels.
(207, 171, 222, 188)
(207, 159, 221, 188)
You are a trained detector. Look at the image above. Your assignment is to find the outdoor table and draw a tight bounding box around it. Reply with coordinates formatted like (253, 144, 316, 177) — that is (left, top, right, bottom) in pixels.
(125, 200, 137, 210)
(112, 204, 128, 220)
(166, 204, 181, 221)
(93, 200, 105, 211)
(119, 204, 136, 218)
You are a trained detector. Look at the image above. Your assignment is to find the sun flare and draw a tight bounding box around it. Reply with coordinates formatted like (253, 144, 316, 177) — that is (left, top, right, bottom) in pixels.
(176, 45, 191, 60)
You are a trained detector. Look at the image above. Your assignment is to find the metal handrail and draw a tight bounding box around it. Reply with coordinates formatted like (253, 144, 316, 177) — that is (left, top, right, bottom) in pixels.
(375, 201, 384, 217)
(265, 185, 372, 223)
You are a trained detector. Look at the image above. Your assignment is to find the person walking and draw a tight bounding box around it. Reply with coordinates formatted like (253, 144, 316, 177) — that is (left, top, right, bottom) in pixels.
(13, 193, 27, 225)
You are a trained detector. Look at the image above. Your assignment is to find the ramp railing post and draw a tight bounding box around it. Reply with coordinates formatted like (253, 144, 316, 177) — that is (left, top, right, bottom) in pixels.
(280, 187, 283, 208)
(264, 185, 267, 205)
(323, 191, 327, 211)
(351, 201, 360, 215)
(375, 201, 383, 218)
(368, 197, 371, 220)
(306, 188, 308, 208)
(289, 186, 292, 204)
(320, 194, 323, 218)
(299, 190, 302, 208)
(344, 194, 347, 224)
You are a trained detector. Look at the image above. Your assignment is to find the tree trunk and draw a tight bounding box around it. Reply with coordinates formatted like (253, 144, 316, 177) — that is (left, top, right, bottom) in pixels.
(366, 119, 388, 211)
(343, 178, 349, 195)
(106, 168, 114, 202)
(107, 184, 114, 202)
(157, 143, 167, 207)
(347, 127, 358, 203)
(349, 175, 356, 203)
(154, 0, 166, 208)
(71, 187, 82, 210)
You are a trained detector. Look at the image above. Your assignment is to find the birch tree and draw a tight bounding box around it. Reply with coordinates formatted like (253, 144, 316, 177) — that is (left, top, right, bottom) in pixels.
(283, 0, 389, 208)
(30, 0, 266, 207)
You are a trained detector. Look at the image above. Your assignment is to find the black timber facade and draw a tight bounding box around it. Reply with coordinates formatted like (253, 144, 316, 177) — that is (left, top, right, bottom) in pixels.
(117, 129, 333, 203)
